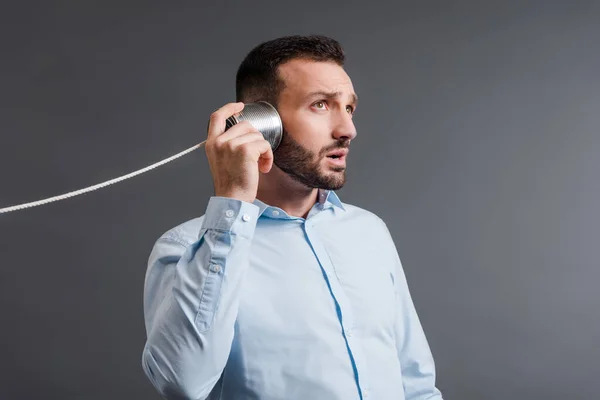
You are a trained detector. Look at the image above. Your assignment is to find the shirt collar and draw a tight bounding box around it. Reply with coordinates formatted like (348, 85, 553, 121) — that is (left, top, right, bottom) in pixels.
(318, 189, 345, 210)
(253, 189, 345, 218)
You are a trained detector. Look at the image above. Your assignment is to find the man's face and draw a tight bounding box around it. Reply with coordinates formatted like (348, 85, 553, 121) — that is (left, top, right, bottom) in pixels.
(273, 59, 358, 190)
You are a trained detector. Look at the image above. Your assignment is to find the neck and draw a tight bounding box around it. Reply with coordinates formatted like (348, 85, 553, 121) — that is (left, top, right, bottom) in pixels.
(256, 165, 320, 219)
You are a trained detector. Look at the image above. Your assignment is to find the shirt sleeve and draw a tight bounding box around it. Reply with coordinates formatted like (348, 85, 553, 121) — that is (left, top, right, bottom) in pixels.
(379, 219, 444, 400)
(141, 196, 260, 400)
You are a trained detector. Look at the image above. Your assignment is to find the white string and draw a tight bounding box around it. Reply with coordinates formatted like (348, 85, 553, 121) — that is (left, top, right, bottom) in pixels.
(0, 141, 206, 214)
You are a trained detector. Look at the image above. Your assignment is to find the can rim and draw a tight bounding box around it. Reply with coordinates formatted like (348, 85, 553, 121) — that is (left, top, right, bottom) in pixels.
(256, 101, 283, 150)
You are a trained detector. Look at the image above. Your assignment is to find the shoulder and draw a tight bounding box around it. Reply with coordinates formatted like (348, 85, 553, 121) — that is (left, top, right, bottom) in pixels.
(332, 201, 396, 245)
(339, 201, 389, 230)
(336, 201, 404, 275)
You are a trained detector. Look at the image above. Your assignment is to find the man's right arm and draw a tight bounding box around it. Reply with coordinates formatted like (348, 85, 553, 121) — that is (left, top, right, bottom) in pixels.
(141, 196, 259, 400)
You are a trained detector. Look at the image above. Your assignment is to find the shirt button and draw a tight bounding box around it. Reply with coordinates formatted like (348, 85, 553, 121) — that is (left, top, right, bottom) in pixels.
(225, 210, 234, 217)
(210, 264, 221, 273)
(346, 330, 353, 337)
(272, 210, 280, 217)
(242, 214, 251, 222)
(363, 389, 370, 398)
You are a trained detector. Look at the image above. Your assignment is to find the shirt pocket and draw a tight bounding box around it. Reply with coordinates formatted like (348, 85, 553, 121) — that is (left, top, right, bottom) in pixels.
(324, 245, 398, 340)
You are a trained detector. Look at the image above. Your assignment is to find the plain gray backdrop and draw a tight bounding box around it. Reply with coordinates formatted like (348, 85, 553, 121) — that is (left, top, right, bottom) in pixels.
(1, 1, 599, 399)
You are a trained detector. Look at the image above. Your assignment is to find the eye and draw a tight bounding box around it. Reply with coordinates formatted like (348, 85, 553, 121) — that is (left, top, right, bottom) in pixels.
(312, 101, 328, 110)
(346, 105, 355, 115)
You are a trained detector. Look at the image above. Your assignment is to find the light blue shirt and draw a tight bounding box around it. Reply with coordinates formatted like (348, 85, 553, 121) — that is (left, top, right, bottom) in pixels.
(142, 190, 443, 400)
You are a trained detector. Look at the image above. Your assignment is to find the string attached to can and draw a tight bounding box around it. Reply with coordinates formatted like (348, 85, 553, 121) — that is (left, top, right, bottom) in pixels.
(0, 142, 205, 214)
(0, 102, 283, 215)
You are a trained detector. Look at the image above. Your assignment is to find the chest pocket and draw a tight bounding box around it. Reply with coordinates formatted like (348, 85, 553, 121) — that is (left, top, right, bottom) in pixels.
(320, 233, 398, 341)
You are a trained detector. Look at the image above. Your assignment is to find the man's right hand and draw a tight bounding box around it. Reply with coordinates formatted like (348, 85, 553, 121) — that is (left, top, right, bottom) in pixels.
(205, 102, 274, 204)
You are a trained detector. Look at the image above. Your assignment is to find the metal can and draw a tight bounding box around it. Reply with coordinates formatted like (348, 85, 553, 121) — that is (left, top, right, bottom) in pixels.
(225, 101, 283, 151)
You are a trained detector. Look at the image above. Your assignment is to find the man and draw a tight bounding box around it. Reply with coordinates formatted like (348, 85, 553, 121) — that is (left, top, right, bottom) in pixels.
(142, 35, 443, 400)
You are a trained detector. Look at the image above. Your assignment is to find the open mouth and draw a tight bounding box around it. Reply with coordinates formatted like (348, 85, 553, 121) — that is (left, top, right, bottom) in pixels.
(325, 149, 348, 160)
(325, 153, 347, 167)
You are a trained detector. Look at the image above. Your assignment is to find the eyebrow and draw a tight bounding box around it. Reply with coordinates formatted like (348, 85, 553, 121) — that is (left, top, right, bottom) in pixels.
(304, 90, 358, 106)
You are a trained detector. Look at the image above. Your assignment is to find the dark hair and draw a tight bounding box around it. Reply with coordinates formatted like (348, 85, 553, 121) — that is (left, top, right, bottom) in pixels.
(235, 35, 345, 106)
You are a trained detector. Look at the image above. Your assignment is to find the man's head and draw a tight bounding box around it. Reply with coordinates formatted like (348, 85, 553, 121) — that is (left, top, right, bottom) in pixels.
(235, 35, 358, 190)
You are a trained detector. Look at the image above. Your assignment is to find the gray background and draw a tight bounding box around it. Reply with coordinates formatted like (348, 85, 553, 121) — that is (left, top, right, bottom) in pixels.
(0, 1, 598, 399)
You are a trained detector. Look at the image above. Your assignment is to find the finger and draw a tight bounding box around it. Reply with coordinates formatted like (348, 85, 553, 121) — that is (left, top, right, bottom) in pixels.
(207, 102, 245, 138)
(257, 141, 274, 174)
(230, 136, 272, 163)
(225, 131, 268, 150)
(216, 121, 262, 144)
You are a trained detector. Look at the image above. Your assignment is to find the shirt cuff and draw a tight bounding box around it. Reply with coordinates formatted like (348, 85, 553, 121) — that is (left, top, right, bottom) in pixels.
(200, 196, 260, 239)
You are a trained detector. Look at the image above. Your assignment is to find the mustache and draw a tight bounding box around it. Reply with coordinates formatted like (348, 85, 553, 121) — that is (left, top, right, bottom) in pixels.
(320, 140, 351, 155)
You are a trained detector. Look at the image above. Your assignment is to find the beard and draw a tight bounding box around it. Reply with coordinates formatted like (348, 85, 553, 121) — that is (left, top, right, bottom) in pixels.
(273, 130, 350, 190)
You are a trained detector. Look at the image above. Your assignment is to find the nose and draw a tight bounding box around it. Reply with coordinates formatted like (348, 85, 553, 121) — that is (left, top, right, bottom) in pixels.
(332, 110, 357, 142)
